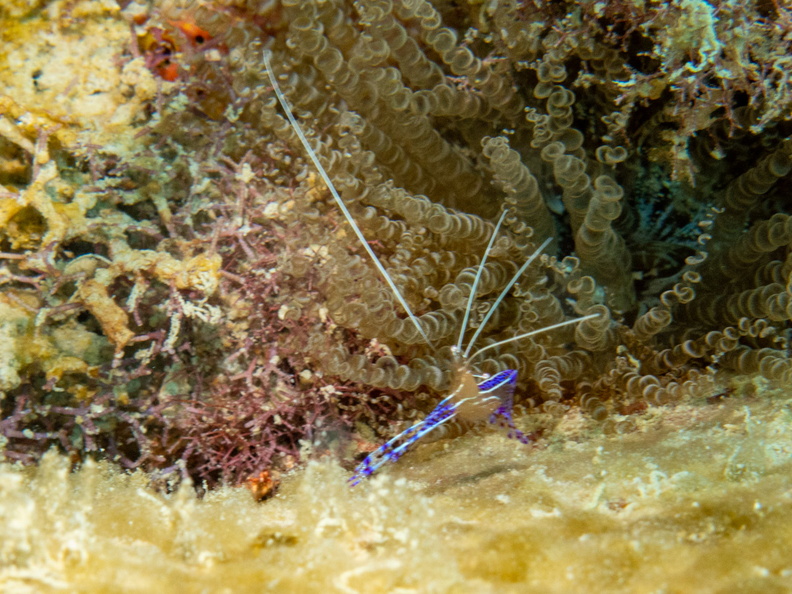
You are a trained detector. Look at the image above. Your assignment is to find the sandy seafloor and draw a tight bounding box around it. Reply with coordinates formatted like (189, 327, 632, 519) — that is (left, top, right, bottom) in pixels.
(1, 2, 792, 592)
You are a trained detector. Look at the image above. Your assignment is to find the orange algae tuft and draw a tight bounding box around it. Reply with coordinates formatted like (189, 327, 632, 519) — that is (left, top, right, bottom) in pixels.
(78, 279, 134, 351)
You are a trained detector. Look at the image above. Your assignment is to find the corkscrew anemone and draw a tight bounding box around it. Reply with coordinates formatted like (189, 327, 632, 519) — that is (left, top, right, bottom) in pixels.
(1, 0, 791, 489)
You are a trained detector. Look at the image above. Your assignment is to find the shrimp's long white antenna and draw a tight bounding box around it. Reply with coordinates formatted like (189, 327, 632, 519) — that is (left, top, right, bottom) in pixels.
(463, 236, 553, 359)
(456, 209, 508, 352)
(263, 52, 435, 349)
(468, 312, 599, 364)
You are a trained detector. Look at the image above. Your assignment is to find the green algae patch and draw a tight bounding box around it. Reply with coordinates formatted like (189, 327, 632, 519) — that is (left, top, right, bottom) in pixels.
(2, 389, 792, 593)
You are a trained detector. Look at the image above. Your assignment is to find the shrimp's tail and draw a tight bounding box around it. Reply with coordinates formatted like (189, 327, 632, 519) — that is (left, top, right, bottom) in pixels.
(479, 368, 533, 444)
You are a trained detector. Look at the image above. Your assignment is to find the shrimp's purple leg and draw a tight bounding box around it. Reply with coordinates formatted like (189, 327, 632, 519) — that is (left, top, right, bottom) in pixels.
(489, 404, 533, 445)
(348, 396, 460, 486)
(482, 369, 533, 445)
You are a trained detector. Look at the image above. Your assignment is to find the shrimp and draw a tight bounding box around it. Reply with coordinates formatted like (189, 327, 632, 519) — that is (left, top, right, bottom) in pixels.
(346, 224, 596, 486)
(262, 53, 598, 487)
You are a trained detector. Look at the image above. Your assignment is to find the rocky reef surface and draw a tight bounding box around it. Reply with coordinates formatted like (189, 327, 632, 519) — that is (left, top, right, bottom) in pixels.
(2, 384, 791, 592)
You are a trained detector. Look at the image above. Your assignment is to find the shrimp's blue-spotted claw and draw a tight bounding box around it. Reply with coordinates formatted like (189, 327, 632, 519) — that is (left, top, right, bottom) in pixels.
(477, 369, 517, 400)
